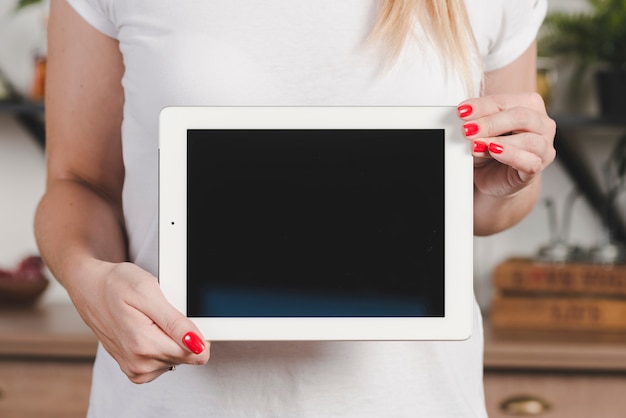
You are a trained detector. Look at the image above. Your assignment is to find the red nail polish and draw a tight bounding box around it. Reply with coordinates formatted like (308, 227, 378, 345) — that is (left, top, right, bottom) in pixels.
(473, 141, 487, 153)
(183, 332, 205, 354)
(463, 123, 479, 136)
(488, 142, 504, 154)
(458, 104, 473, 118)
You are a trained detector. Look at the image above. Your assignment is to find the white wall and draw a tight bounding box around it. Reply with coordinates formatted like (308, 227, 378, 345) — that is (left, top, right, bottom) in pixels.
(0, 0, 48, 97)
(0, 114, 70, 304)
(0, 0, 66, 304)
(547, 0, 589, 12)
(0, 0, 607, 308)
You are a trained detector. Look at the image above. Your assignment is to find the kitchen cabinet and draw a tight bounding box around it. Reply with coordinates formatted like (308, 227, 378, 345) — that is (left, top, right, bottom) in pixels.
(3, 304, 625, 417)
(0, 304, 97, 418)
(484, 321, 626, 418)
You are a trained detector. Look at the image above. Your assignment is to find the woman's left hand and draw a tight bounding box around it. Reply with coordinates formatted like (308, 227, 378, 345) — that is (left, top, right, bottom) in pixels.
(458, 92, 556, 198)
(457, 92, 556, 235)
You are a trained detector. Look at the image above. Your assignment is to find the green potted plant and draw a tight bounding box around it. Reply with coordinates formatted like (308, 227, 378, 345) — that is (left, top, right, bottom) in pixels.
(16, 0, 43, 9)
(539, 0, 626, 118)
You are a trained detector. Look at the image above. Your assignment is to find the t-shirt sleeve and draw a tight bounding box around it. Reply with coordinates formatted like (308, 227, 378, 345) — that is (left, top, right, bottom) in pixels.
(66, 0, 117, 39)
(482, 0, 547, 72)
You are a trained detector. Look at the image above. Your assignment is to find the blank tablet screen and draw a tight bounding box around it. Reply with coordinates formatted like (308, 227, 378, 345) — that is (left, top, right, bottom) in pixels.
(186, 129, 444, 318)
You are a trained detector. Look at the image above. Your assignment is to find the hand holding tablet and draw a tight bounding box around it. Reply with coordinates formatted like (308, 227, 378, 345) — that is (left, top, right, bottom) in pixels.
(158, 106, 473, 341)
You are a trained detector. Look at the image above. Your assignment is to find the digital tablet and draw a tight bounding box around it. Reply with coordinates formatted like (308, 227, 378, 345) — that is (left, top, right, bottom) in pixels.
(158, 106, 473, 341)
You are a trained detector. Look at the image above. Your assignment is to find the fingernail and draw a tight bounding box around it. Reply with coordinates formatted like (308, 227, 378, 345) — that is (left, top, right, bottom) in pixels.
(488, 142, 504, 154)
(473, 141, 487, 153)
(458, 104, 473, 118)
(463, 123, 479, 136)
(183, 332, 205, 354)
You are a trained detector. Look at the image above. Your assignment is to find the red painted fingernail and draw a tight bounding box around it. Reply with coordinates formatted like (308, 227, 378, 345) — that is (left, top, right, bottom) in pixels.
(473, 141, 487, 153)
(488, 142, 504, 154)
(183, 332, 205, 354)
(458, 104, 473, 118)
(463, 123, 479, 136)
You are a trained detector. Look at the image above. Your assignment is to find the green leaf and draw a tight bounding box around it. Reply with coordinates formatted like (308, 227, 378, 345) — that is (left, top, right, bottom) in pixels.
(538, 0, 626, 70)
(15, 0, 43, 10)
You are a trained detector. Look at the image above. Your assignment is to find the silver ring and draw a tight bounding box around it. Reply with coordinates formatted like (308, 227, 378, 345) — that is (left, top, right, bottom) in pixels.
(169, 365, 176, 372)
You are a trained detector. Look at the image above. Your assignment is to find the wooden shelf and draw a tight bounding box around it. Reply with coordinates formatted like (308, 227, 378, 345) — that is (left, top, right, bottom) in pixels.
(0, 303, 97, 359)
(483, 319, 626, 372)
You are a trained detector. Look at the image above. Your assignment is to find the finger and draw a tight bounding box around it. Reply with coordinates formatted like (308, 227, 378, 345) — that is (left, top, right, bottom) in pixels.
(74, 262, 208, 384)
(457, 92, 555, 142)
(458, 92, 547, 120)
(103, 311, 189, 382)
(129, 275, 210, 362)
(479, 135, 548, 178)
(125, 362, 177, 385)
(486, 130, 554, 171)
(461, 106, 550, 140)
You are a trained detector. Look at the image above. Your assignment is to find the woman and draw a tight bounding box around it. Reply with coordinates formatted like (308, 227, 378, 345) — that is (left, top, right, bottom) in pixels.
(35, 0, 555, 416)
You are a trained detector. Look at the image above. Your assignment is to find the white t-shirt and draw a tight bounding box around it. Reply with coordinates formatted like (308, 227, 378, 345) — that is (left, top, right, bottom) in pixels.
(66, 1, 547, 417)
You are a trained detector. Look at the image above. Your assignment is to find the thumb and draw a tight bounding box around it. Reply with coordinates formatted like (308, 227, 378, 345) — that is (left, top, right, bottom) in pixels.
(135, 274, 209, 357)
(155, 300, 208, 356)
(181, 329, 207, 355)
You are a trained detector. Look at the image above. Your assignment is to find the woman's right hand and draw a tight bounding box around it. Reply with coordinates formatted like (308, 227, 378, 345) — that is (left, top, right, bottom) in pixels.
(71, 260, 210, 383)
(38, 1, 209, 384)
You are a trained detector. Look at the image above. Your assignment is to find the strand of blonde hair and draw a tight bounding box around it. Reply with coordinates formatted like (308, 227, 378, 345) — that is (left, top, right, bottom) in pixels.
(369, 0, 483, 97)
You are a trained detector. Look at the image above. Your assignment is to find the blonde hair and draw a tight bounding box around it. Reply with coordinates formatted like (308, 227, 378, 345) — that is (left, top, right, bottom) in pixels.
(369, 0, 482, 97)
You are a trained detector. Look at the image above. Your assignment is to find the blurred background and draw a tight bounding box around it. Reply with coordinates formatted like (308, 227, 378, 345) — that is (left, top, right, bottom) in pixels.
(0, 0, 613, 309)
(1, 0, 626, 417)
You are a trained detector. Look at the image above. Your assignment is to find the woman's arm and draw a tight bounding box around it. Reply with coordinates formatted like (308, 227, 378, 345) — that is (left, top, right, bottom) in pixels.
(36, 0, 127, 283)
(35, 0, 209, 384)
(459, 41, 556, 236)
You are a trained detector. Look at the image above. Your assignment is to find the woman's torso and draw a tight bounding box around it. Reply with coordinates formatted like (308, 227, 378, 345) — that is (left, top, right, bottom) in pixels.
(66, 1, 546, 416)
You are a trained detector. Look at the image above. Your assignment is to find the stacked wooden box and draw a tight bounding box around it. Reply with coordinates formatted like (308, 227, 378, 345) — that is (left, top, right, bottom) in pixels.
(490, 257, 626, 332)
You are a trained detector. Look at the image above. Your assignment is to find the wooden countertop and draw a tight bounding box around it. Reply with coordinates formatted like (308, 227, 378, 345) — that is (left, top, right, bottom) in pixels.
(1, 304, 625, 371)
(483, 319, 626, 372)
(0, 303, 97, 359)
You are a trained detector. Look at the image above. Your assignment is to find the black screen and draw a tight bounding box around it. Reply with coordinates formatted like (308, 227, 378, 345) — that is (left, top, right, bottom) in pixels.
(187, 129, 444, 317)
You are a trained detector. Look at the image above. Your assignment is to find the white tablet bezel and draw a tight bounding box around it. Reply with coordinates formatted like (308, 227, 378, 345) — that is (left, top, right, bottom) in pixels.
(159, 106, 473, 341)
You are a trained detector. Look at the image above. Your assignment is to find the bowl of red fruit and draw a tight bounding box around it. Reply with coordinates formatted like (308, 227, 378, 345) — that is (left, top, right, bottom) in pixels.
(0, 255, 50, 307)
